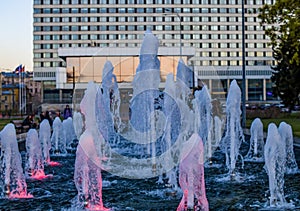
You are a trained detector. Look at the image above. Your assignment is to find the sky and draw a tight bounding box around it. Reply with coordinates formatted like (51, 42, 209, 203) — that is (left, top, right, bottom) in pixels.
(0, 1, 33, 72)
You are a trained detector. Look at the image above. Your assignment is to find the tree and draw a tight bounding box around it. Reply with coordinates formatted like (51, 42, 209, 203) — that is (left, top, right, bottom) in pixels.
(259, 0, 300, 107)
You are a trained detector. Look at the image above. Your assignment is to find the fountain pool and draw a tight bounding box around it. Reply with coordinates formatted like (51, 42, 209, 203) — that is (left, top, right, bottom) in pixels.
(0, 137, 300, 210)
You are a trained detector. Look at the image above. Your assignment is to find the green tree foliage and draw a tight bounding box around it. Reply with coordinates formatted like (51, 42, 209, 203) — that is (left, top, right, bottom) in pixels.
(259, 0, 300, 107)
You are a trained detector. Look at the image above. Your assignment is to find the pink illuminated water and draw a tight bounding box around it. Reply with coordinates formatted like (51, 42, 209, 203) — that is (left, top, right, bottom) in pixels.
(177, 133, 209, 211)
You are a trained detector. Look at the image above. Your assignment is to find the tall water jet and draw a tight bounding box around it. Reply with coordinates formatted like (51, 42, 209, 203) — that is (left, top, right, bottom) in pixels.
(26, 129, 48, 179)
(245, 118, 264, 161)
(74, 131, 109, 211)
(73, 111, 84, 140)
(158, 73, 180, 189)
(194, 85, 213, 162)
(51, 117, 67, 154)
(278, 122, 299, 174)
(213, 116, 223, 150)
(129, 29, 161, 168)
(0, 123, 32, 198)
(73, 81, 109, 210)
(101, 60, 122, 134)
(264, 123, 286, 207)
(177, 133, 209, 211)
(63, 117, 77, 150)
(220, 80, 244, 177)
(39, 119, 51, 164)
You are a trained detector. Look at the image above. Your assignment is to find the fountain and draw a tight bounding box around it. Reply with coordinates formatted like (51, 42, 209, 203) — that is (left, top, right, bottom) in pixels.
(194, 85, 213, 162)
(220, 80, 245, 177)
(25, 128, 50, 180)
(73, 111, 84, 140)
(51, 116, 67, 154)
(264, 123, 286, 207)
(1, 30, 300, 210)
(62, 117, 77, 151)
(245, 118, 264, 161)
(278, 121, 299, 174)
(177, 133, 209, 211)
(39, 119, 51, 164)
(0, 123, 33, 198)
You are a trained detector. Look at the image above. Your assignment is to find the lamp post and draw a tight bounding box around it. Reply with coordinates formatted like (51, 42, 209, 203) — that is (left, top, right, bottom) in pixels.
(177, 12, 182, 59)
(163, 9, 182, 58)
(241, 0, 246, 128)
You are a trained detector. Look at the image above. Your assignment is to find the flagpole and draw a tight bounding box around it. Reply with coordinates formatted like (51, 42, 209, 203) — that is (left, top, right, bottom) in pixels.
(19, 68, 22, 117)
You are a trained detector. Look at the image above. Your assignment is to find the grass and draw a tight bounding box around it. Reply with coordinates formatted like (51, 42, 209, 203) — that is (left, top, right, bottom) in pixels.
(0, 118, 23, 131)
(246, 112, 300, 137)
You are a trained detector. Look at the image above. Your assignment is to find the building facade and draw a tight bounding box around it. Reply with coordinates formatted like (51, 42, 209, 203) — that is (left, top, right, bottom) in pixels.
(1, 72, 42, 115)
(33, 0, 277, 103)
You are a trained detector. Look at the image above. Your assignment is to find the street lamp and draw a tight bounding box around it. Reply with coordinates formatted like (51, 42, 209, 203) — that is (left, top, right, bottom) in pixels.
(163, 9, 182, 58)
(241, 0, 246, 128)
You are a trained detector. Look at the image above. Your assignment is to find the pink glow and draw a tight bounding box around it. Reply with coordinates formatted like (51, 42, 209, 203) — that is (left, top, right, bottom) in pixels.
(30, 170, 52, 180)
(47, 161, 61, 167)
(85, 204, 110, 211)
(9, 191, 33, 199)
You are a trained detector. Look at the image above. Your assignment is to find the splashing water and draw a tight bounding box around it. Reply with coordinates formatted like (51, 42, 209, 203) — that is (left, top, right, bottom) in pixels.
(73, 111, 84, 140)
(51, 117, 67, 154)
(74, 131, 109, 211)
(245, 118, 264, 161)
(0, 124, 33, 198)
(63, 117, 77, 150)
(39, 119, 51, 164)
(278, 122, 299, 174)
(264, 123, 286, 207)
(220, 80, 245, 176)
(194, 85, 213, 162)
(177, 133, 209, 211)
(26, 129, 49, 180)
(72, 81, 110, 210)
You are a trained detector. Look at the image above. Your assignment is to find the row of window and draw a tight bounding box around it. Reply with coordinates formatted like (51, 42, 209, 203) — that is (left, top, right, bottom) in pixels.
(198, 51, 272, 57)
(34, 7, 245, 15)
(34, 0, 273, 5)
(34, 16, 258, 24)
(34, 51, 271, 60)
(33, 60, 274, 68)
(33, 39, 269, 49)
(34, 33, 266, 42)
(34, 24, 263, 32)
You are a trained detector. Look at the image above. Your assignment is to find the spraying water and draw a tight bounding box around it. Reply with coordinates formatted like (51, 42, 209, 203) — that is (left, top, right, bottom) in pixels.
(220, 80, 244, 176)
(63, 117, 77, 151)
(245, 118, 264, 161)
(26, 129, 49, 180)
(177, 133, 209, 211)
(0, 124, 32, 198)
(194, 85, 213, 162)
(278, 122, 299, 174)
(51, 117, 67, 154)
(264, 123, 286, 207)
(39, 119, 52, 164)
(73, 111, 84, 140)
(73, 81, 110, 210)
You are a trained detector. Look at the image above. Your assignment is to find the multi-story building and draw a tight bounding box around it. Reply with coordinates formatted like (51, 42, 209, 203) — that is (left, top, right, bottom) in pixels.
(1, 72, 42, 115)
(33, 0, 277, 105)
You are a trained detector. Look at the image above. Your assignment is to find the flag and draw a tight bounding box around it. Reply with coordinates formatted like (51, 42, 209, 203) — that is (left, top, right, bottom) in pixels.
(14, 64, 22, 74)
(21, 65, 25, 73)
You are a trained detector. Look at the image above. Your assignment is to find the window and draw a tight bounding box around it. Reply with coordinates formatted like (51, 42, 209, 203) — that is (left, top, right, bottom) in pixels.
(53, 17, 60, 22)
(52, 8, 60, 14)
(62, 26, 69, 31)
(80, 26, 88, 31)
(81, 35, 89, 40)
(71, 25, 79, 31)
